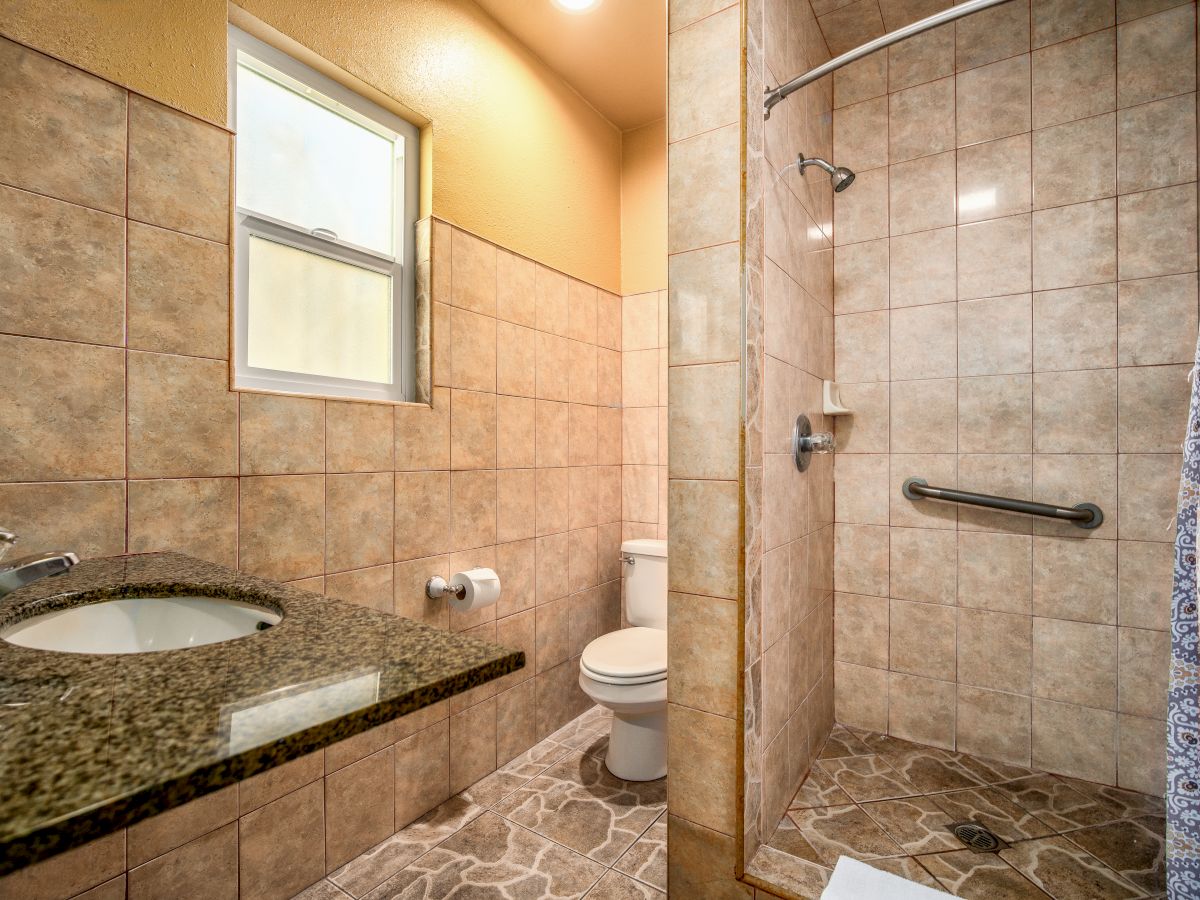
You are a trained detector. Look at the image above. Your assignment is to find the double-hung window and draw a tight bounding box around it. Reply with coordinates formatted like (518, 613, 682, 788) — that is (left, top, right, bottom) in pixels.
(229, 27, 419, 402)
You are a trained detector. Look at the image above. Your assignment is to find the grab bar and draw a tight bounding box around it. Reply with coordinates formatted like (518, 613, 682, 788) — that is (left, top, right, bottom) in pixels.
(902, 478, 1103, 529)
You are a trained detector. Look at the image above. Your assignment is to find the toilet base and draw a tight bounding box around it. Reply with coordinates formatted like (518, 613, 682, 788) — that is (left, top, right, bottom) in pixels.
(605, 708, 667, 781)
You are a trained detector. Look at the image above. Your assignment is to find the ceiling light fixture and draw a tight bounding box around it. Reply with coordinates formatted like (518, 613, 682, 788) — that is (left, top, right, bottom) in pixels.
(552, 0, 601, 12)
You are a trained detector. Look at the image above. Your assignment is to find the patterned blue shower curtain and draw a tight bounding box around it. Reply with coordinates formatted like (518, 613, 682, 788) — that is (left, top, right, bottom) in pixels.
(1169, 335, 1200, 898)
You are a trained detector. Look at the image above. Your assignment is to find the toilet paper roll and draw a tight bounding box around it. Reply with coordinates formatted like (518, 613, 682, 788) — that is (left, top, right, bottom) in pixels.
(448, 567, 502, 614)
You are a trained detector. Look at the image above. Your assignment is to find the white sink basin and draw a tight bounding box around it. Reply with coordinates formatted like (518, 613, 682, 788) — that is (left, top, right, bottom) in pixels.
(1, 596, 282, 654)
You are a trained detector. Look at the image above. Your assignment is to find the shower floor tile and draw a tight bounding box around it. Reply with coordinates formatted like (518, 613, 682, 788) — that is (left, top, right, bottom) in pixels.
(298, 705, 667, 900)
(748, 725, 1166, 899)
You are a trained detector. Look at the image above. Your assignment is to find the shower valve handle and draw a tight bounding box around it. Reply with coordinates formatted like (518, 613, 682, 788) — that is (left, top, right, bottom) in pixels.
(792, 414, 835, 472)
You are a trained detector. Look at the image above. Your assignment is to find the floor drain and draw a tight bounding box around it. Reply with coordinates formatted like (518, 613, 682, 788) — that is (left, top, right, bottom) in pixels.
(948, 821, 1007, 853)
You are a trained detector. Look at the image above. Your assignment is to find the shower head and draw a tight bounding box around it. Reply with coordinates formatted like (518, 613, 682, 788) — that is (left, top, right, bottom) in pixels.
(797, 153, 856, 192)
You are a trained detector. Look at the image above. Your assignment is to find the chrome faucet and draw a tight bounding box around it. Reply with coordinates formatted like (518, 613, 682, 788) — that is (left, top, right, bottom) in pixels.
(0, 531, 79, 599)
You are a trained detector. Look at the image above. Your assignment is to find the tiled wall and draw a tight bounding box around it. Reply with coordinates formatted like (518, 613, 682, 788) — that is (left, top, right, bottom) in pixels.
(0, 33, 629, 899)
(621, 290, 669, 543)
(748, 0, 840, 871)
(664, 1, 748, 896)
(829, 0, 1197, 795)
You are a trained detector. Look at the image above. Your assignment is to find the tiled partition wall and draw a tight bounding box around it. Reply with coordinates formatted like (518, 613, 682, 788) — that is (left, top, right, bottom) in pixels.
(622, 289, 669, 543)
(663, 1, 748, 896)
(830, 0, 1198, 795)
(748, 0, 838, 874)
(0, 34, 626, 900)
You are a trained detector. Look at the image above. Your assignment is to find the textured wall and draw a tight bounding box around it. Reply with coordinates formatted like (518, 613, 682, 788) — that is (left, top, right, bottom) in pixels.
(621, 118, 669, 295)
(0, 0, 624, 291)
(829, 0, 1197, 796)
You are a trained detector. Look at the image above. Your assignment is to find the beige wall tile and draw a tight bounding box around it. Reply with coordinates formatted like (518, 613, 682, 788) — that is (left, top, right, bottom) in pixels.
(1033, 30, 1117, 130)
(1118, 626, 1169, 718)
(957, 214, 1033, 300)
(1033, 536, 1117, 623)
(1117, 93, 1197, 192)
(666, 815, 750, 898)
(2, 335, 125, 482)
(958, 608, 1032, 692)
(239, 393, 324, 475)
(888, 671, 955, 748)
(1116, 4, 1196, 108)
(326, 401, 393, 474)
(890, 378, 957, 453)
(496, 250, 535, 328)
(1032, 113, 1116, 209)
(1118, 539, 1173, 630)
(836, 238, 889, 313)
(1117, 452, 1180, 541)
(669, 705, 737, 834)
(889, 151, 957, 235)
(449, 697, 497, 794)
(326, 472, 393, 572)
(394, 471, 450, 562)
(1033, 617, 1118, 707)
(0, 37, 127, 214)
(833, 166, 890, 245)
(1118, 364, 1190, 453)
(889, 23, 955, 91)
(0, 832, 125, 900)
(1118, 713, 1166, 795)
(668, 5, 740, 141)
(496, 321, 536, 398)
(394, 720, 450, 827)
(889, 527, 955, 604)
(1034, 0, 1114, 47)
(324, 748, 394, 872)
(835, 660, 890, 733)
(835, 96, 890, 172)
(890, 302, 956, 380)
(1033, 283, 1117, 372)
(1118, 273, 1198, 366)
(668, 123, 740, 253)
(669, 363, 739, 480)
(0, 481, 123, 571)
(1032, 698, 1116, 782)
(959, 531, 1033, 613)
(956, 686, 1032, 766)
(325, 564, 393, 614)
(668, 479, 740, 598)
(128, 351, 236, 478)
(127, 823, 236, 900)
(239, 781, 325, 900)
(958, 294, 1033, 376)
(835, 592, 890, 667)
(449, 470, 497, 551)
(449, 307, 497, 393)
(1117, 184, 1198, 280)
(888, 77, 955, 162)
(127, 221, 228, 359)
(450, 229, 496, 316)
(127, 478, 235, 567)
(834, 523, 890, 597)
(0, 184, 125, 346)
(835, 53, 889, 108)
(890, 599, 956, 680)
(449, 389, 496, 471)
(957, 0, 1031, 67)
(957, 55, 1032, 144)
(239, 475, 325, 582)
(239, 753, 323, 815)
(957, 134, 1032, 224)
(1032, 198, 1117, 291)
(396, 389, 450, 471)
(835, 310, 890, 383)
(127, 95, 229, 243)
(130, 787, 236, 871)
(959, 374, 1033, 453)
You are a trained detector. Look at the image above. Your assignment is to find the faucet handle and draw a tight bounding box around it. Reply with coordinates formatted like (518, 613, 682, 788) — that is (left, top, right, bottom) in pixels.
(0, 530, 16, 562)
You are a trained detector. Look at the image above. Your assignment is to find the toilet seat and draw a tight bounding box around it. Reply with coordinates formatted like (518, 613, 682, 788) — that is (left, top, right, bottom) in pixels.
(580, 627, 666, 685)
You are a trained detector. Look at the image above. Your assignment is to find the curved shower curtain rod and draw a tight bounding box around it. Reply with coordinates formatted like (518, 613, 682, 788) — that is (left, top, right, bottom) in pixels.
(764, 0, 1017, 117)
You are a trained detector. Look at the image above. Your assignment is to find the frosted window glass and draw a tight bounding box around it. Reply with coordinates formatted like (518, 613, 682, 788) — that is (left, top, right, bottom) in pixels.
(236, 64, 395, 255)
(246, 236, 392, 384)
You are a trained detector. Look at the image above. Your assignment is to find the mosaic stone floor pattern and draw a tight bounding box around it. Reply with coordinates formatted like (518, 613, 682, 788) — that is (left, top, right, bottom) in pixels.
(748, 725, 1167, 900)
(293, 706, 666, 900)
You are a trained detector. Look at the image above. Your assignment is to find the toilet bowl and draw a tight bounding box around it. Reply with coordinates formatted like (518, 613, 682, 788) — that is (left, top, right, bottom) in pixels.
(578, 539, 667, 781)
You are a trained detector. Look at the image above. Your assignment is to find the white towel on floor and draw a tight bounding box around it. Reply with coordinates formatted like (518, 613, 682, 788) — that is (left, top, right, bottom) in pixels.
(820, 856, 957, 900)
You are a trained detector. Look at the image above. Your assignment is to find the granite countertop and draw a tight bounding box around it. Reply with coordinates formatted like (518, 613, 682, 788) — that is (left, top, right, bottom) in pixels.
(0, 552, 524, 875)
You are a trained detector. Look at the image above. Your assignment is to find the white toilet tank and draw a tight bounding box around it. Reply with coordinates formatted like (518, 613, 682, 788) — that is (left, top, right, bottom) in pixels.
(622, 539, 667, 629)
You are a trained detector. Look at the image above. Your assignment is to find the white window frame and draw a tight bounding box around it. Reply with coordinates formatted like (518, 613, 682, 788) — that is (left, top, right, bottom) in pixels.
(228, 26, 420, 402)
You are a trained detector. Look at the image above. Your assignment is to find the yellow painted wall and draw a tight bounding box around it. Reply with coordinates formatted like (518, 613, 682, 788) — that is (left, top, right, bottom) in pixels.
(620, 118, 668, 294)
(0, 0, 624, 290)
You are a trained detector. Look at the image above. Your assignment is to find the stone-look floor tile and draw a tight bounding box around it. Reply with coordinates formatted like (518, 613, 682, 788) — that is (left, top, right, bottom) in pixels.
(859, 796, 961, 854)
(745, 845, 831, 898)
(460, 738, 571, 809)
(492, 751, 665, 865)
(584, 870, 664, 899)
(291, 881, 353, 900)
(992, 775, 1117, 831)
(1059, 777, 1165, 820)
(1065, 817, 1166, 894)
(789, 765, 855, 809)
(882, 747, 987, 794)
(918, 849, 1053, 898)
(765, 814, 826, 866)
(931, 788, 1055, 843)
(613, 815, 666, 893)
(329, 796, 484, 898)
(952, 752, 1038, 785)
(783, 805, 906, 866)
(362, 813, 605, 900)
(1000, 836, 1142, 899)
(818, 754, 923, 802)
(864, 855, 946, 888)
(127, 823, 238, 900)
(818, 725, 873, 759)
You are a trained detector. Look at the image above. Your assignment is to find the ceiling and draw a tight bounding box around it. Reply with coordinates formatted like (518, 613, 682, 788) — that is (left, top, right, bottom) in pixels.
(474, 0, 666, 131)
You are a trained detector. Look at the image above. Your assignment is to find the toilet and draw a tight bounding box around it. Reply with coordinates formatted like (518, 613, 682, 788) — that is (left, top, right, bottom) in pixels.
(579, 538, 667, 781)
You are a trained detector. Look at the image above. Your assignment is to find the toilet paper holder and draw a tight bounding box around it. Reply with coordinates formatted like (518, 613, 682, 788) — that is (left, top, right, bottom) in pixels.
(425, 575, 467, 600)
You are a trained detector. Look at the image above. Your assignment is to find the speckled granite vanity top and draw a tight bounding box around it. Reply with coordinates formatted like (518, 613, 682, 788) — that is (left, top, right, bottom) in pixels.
(0, 552, 524, 874)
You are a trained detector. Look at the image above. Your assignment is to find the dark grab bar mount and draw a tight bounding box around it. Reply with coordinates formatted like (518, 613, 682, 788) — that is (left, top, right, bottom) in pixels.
(902, 478, 1103, 529)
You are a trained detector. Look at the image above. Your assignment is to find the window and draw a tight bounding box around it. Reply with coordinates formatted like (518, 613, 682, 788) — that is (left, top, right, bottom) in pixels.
(229, 27, 419, 402)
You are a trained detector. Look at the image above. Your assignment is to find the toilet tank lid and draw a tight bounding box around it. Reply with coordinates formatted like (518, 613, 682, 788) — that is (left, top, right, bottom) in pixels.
(621, 539, 667, 558)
